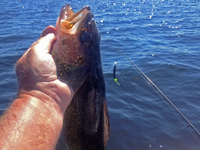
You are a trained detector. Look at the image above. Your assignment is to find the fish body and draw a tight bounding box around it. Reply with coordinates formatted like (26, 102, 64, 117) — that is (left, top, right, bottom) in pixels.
(51, 4, 110, 150)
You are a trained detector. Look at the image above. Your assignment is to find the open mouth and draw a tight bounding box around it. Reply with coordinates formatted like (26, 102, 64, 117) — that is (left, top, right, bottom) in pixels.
(59, 4, 92, 32)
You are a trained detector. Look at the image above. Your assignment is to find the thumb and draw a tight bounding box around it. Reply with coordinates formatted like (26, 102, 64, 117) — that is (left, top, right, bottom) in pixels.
(36, 32, 56, 54)
(40, 25, 56, 38)
(35, 25, 57, 54)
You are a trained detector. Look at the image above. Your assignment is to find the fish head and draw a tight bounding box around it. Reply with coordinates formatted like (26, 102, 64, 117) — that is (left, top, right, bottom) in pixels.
(52, 4, 101, 91)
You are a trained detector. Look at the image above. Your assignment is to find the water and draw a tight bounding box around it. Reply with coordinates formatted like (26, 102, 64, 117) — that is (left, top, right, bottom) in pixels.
(0, 0, 200, 149)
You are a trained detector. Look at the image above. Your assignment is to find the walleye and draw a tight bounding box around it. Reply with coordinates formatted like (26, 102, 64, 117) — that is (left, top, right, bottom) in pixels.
(51, 4, 110, 150)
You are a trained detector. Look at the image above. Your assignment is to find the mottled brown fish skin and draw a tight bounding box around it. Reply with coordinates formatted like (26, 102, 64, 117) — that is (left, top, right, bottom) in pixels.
(51, 4, 110, 150)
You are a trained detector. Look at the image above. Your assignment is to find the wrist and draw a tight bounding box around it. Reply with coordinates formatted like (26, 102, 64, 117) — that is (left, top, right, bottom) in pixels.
(17, 89, 64, 120)
(17, 79, 73, 115)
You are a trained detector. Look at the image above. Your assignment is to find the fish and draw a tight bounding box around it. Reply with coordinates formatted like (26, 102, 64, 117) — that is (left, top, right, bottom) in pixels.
(51, 4, 110, 150)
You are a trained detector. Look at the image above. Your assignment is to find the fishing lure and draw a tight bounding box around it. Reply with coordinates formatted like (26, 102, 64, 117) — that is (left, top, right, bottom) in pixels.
(113, 62, 120, 85)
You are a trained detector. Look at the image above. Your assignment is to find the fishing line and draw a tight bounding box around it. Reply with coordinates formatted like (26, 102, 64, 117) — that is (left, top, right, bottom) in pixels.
(114, 49, 188, 128)
(113, 48, 200, 141)
(114, 62, 161, 100)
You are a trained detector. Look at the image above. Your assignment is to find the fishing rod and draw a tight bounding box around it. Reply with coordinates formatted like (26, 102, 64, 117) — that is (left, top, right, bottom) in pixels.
(113, 48, 200, 138)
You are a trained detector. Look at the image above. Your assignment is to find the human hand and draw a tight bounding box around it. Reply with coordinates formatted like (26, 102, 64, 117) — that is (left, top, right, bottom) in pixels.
(16, 26, 74, 115)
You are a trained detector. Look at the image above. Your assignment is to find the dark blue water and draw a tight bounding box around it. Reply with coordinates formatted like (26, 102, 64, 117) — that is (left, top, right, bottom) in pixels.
(1, 0, 200, 149)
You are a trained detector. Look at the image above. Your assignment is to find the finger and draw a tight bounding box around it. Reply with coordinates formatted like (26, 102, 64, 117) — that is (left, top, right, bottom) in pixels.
(40, 25, 56, 38)
(38, 25, 57, 53)
(35, 32, 56, 54)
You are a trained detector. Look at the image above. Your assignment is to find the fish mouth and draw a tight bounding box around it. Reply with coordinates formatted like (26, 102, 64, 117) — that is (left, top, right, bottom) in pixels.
(59, 4, 93, 34)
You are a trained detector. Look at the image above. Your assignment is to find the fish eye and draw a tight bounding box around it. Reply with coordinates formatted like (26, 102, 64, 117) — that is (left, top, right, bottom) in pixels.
(80, 31, 93, 46)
